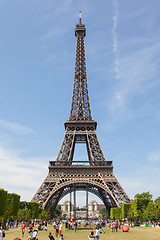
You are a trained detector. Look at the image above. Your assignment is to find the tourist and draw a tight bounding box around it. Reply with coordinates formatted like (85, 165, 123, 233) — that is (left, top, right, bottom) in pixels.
(95, 227, 100, 239)
(21, 221, 26, 237)
(59, 234, 64, 240)
(112, 221, 115, 232)
(122, 221, 124, 228)
(110, 222, 113, 232)
(38, 223, 43, 231)
(115, 221, 118, 232)
(88, 231, 95, 240)
(118, 221, 121, 229)
(45, 221, 48, 231)
(58, 222, 62, 236)
(70, 221, 73, 230)
(101, 221, 105, 233)
(53, 221, 56, 229)
(9, 221, 12, 228)
(48, 232, 55, 240)
(0, 226, 4, 240)
(55, 223, 59, 237)
(74, 221, 77, 232)
(65, 221, 68, 229)
(28, 223, 34, 240)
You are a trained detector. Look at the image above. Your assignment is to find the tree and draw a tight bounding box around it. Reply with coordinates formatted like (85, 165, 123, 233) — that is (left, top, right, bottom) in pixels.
(52, 205, 62, 218)
(3, 193, 20, 220)
(110, 207, 121, 220)
(121, 203, 131, 219)
(17, 209, 26, 221)
(146, 202, 158, 220)
(63, 213, 67, 218)
(39, 208, 50, 221)
(18, 201, 40, 222)
(0, 189, 7, 217)
(134, 191, 153, 200)
(127, 203, 134, 220)
(28, 202, 39, 219)
(154, 196, 160, 205)
(154, 197, 160, 219)
(110, 208, 116, 220)
(131, 198, 150, 222)
(115, 207, 121, 220)
(99, 208, 108, 219)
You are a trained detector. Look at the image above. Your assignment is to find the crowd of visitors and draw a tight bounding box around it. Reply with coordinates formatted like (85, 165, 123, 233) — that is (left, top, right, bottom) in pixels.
(1, 218, 160, 240)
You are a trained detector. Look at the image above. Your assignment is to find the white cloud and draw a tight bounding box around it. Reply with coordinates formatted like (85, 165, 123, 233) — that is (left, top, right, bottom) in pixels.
(0, 119, 33, 135)
(0, 147, 50, 201)
(119, 173, 160, 201)
(148, 150, 160, 162)
(106, 39, 160, 121)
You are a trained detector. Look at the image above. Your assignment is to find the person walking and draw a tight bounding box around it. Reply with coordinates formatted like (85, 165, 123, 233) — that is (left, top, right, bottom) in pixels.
(58, 222, 62, 236)
(21, 222, 26, 237)
(101, 221, 105, 233)
(74, 221, 77, 232)
(115, 221, 118, 232)
(55, 223, 59, 237)
(95, 227, 100, 240)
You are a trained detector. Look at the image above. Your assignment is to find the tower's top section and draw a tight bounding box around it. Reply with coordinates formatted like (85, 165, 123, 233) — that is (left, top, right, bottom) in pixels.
(75, 11, 86, 37)
(69, 12, 92, 121)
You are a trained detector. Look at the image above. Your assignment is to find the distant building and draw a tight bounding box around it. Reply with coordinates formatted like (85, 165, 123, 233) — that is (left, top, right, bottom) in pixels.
(61, 201, 73, 218)
(61, 200, 105, 218)
(88, 201, 105, 218)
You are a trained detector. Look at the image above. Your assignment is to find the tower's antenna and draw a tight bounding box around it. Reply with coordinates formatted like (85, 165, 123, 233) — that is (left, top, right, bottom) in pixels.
(79, 11, 82, 24)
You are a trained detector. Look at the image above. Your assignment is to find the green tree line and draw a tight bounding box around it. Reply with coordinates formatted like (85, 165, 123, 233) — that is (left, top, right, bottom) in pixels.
(0, 188, 52, 227)
(110, 192, 160, 223)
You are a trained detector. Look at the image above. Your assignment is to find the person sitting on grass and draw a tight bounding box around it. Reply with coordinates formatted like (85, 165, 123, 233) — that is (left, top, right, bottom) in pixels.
(88, 231, 95, 240)
(0, 227, 5, 240)
(48, 232, 55, 240)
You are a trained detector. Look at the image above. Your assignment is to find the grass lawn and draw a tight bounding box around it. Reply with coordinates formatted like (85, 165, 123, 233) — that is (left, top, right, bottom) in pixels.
(5, 224, 160, 240)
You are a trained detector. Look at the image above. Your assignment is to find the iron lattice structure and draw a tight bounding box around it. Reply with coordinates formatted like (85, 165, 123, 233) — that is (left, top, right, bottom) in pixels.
(32, 14, 131, 215)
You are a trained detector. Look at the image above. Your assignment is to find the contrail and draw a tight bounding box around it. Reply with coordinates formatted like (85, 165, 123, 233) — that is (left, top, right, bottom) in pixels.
(112, 0, 120, 78)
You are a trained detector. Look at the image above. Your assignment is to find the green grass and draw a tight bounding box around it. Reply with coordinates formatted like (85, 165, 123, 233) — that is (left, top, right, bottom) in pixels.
(5, 224, 160, 240)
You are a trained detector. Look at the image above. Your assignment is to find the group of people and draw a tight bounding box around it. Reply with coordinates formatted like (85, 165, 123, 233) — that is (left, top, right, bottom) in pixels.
(109, 220, 121, 232)
(52, 222, 64, 239)
(48, 231, 64, 240)
(88, 227, 101, 240)
(87, 220, 106, 240)
(64, 220, 78, 231)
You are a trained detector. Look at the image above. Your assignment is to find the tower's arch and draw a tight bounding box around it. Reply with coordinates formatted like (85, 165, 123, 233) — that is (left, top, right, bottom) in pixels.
(44, 181, 119, 216)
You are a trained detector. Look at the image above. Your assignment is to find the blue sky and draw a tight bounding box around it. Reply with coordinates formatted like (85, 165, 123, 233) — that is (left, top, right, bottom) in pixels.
(0, 0, 160, 207)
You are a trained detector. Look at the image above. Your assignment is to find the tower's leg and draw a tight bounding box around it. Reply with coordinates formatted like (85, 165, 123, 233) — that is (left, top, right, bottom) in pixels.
(73, 190, 76, 218)
(70, 192, 72, 219)
(86, 190, 88, 220)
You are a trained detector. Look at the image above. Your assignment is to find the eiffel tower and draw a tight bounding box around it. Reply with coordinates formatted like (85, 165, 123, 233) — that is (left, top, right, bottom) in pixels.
(32, 12, 131, 216)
